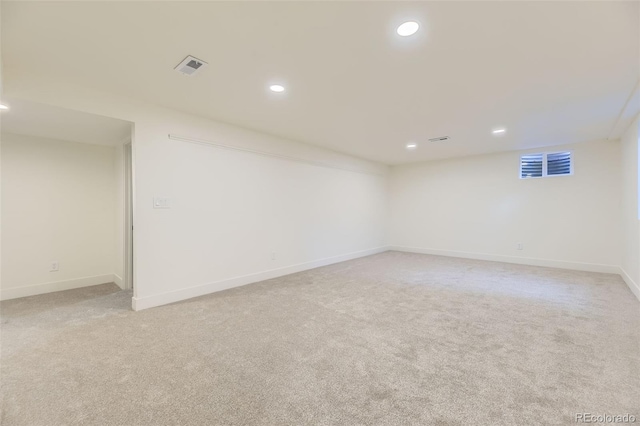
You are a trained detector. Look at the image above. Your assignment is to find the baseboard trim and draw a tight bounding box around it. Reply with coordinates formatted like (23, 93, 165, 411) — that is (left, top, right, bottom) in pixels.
(390, 246, 621, 274)
(132, 246, 390, 311)
(619, 267, 640, 302)
(0, 274, 116, 301)
(113, 274, 124, 290)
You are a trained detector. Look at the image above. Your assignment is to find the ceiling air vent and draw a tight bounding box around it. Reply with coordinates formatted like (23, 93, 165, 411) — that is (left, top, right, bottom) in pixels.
(174, 55, 208, 76)
(428, 136, 450, 142)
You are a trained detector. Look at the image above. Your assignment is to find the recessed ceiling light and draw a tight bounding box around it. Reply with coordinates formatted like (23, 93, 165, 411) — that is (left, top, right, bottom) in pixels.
(492, 128, 506, 134)
(397, 21, 420, 37)
(406, 142, 417, 150)
(269, 84, 285, 93)
(0, 104, 8, 110)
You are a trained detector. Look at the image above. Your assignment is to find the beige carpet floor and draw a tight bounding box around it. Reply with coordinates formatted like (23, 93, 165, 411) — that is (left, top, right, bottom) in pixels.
(1, 251, 639, 425)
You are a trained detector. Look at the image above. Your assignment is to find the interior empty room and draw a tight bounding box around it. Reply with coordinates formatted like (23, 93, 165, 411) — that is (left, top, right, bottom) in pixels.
(0, 2, 638, 425)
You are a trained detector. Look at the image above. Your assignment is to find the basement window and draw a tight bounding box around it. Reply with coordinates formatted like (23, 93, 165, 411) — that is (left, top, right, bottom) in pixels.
(520, 151, 572, 179)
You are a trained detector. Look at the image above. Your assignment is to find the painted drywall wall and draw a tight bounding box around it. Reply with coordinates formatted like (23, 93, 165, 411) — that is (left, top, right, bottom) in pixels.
(389, 139, 621, 272)
(620, 117, 640, 299)
(1, 133, 117, 299)
(130, 117, 388, 309)
(6, 82, 389, 309)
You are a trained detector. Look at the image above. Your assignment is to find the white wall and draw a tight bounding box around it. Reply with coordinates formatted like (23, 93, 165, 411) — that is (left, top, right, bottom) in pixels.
(131, 118, 388, 310)
(1, 133, 117, 299)
(389, 139, 622, 272)
(620, 117, 640, 299)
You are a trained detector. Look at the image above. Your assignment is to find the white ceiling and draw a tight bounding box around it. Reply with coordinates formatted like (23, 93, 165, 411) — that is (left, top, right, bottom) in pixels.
(2, 1, 638, 164)
(0, 98, 132, 146)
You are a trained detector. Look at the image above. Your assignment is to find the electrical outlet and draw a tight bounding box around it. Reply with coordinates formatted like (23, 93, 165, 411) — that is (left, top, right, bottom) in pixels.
(270, 252, 277, 261)
(50, 261, 59, 272)
(516, 243, 523, 250)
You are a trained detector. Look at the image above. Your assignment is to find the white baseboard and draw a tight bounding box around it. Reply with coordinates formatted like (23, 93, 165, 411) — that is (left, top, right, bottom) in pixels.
(113, 274, 124, 290)
(390, 246, 621, 274)
(619, 267, 640, 302)
(132, 246, 389, 311)
(0, 274, 116, 301)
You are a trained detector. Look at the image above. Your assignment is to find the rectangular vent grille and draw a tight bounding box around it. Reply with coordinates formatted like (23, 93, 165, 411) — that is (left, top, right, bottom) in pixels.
(175, 55, 208, 76)
(428, 136, 450, 142)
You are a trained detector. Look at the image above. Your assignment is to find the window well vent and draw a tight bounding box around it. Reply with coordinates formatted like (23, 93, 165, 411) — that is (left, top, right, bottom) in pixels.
(520, 154, 544, 178)
(520, 151, 572, 179)
(174, 55, 208, 76)
(546, 151, 572, 176)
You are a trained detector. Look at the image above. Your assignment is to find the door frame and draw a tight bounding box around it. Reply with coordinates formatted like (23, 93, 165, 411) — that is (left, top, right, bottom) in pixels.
(124, 141, 134, 291)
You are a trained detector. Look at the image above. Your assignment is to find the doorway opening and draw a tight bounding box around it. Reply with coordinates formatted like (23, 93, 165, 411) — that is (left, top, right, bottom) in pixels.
(0, 98, 134, 305)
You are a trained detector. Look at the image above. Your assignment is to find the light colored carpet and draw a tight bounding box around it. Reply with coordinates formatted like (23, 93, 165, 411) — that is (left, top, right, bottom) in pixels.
(1, 251, 638, 425)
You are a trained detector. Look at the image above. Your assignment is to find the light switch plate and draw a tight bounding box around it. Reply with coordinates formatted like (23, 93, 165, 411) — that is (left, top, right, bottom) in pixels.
(153, 197, 171, 209)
